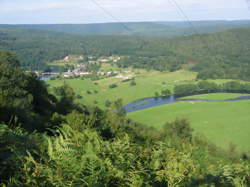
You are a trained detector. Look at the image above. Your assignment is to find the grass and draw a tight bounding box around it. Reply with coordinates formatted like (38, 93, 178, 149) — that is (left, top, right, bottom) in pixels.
(48, 67, 250, 152)
(48, 68, 249, 108)
(48, 70, 197, 107)
(181, 93, 249, 100)
(128, 100, 250, 152)
(48, 79, 100, 105)
(48, 61, 78, 67)
(99, 63, 123, 71)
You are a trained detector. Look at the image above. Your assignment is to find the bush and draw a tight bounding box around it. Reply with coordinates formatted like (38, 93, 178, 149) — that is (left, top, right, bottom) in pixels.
(163, 118, 193, 142)
(130, 80, 136, 86)
(86, 90, 92, 94)
(154, 91, 160, 98)
(105, 100, 112, 107)
(109, 83, 118, 89)
(76, 95, 83, 99)
(161, 89, 171, 98)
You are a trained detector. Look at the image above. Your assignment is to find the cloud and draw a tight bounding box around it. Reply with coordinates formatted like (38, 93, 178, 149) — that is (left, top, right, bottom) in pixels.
(0, 0, 249, 24)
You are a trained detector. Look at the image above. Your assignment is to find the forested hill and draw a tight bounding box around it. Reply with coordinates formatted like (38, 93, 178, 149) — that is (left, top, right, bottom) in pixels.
(117, 26, 250, 80)
(1, 20, 250, 37)
(0, 26, 250, 80)
(0, 27, 143, 69)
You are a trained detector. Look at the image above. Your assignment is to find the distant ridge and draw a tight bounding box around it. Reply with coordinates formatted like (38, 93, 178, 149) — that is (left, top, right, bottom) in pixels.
(1, 20, 250, 37)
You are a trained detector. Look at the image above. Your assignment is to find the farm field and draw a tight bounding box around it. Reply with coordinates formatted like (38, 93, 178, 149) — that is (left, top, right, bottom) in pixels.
(48, 68, 250, 152)
(181, 93, 250, 100)
(48, 70, 197, 107)
(48, 68, 247, 107)
(128, 98, 250, 152)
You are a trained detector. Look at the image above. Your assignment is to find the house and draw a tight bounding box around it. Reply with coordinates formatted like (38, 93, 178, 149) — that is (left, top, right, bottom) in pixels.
(78, 72, 92, 76)
(63, 56, 70, 62)
(116, 74, 134, 80)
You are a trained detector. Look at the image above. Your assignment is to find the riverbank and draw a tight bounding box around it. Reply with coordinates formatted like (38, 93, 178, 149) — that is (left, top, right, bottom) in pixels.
(124, 93, 250, 112)
(128, 98, 250, 152)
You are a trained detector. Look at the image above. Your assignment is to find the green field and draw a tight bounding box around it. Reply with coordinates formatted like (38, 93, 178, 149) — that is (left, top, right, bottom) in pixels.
(181, 93, 249, 100)
(48, 69, 247, 107)
(48, 67, 248, 103)
(48, 61, 78, 67)
(48, 70, 197, 107)
(48, 69, 250, 152)
(128, 98, 250, 152)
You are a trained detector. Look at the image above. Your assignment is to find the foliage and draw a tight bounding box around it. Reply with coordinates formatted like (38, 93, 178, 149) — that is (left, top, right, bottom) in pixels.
(161, 89, 172, 98)
(1, 114, 250, 186)
(174, 81, 250, 97)
(130, 80, 137, 86)
(0, 51, 56, 131)
(2, 25, 250, 185)
(163, 118, 193, 142)
(1, 26, 250, 81)
(109, 83, 118, 89)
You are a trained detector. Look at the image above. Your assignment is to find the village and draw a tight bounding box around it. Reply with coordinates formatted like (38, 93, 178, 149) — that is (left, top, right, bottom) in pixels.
(37, 55, 135, 80)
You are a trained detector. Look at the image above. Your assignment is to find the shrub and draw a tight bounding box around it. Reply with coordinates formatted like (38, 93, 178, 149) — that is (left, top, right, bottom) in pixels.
(163, 118, 193, 142)
(105, 100, 112, 107)
(86, 90, 92, 94)
(161, 89, 171, 97)
(109, 83, 118, 89)
(130, 80, 136, 86)
(76, 95, 83, 99)
(155, 91, 160, 98)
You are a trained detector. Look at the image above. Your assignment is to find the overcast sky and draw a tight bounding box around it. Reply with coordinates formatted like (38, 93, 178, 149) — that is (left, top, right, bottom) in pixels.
(0, 0, 250, 24)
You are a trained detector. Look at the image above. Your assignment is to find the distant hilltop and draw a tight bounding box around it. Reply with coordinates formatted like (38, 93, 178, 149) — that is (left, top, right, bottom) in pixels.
(1, 20, 250, 37)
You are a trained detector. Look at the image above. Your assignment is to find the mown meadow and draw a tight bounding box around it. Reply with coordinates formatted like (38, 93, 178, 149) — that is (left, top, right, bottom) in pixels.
(128, 95, 250, 152)
(48, 70, 197, 107)
(48, 69, 246, 107)
(48, 67, 250, 153)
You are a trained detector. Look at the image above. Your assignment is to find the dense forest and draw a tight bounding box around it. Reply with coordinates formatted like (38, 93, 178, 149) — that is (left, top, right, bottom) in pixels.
(117, 27, 250, 80)
(0, 28, 143, 70)
(0, 25, 250, 79)
(1, 20, 250, 36)
(1, 50, 250, 186)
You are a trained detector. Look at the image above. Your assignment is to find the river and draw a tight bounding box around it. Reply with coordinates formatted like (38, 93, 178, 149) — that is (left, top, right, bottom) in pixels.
(124, 95, 250, 113)
(39, 74, 56, 81)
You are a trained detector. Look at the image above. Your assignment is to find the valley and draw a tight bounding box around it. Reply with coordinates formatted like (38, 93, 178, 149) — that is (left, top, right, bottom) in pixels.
(1, 18, 250, 186)
(47, 63, 250, 152)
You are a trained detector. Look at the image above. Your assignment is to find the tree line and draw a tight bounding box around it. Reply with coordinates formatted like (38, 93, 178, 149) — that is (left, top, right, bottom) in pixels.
(173, 80, 250, 97)
(1, 27, 250, 80)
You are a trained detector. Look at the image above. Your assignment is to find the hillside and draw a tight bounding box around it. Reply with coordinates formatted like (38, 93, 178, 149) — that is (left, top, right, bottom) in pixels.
(1, 20, 250, 37)
(1, 25, 250, 80)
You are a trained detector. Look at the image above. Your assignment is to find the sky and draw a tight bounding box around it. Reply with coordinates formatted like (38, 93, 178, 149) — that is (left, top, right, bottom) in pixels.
(0, 0, 250, 24)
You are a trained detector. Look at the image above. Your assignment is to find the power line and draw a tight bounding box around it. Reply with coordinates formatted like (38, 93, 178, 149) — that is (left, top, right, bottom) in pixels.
(89, 0, 133, 32)
(244, 0, 250, 17)
(245, 0, 250, 10)
(168, 0, 199, 35)
(168, 0, 228, 59)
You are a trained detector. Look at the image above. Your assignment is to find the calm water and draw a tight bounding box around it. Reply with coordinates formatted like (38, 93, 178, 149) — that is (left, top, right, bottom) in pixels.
(124, 95, 250, 113)
(39, 75, 56, 81)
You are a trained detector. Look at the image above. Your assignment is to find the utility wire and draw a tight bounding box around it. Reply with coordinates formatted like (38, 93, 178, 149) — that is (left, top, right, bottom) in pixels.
(89, 0, 133, 32)
(168, 0, 199, 35)
(168, 0, 227, 59)
(245, 0, 250, 12)
(170, 0, 249, 66)
(79, 0, 136, 69)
